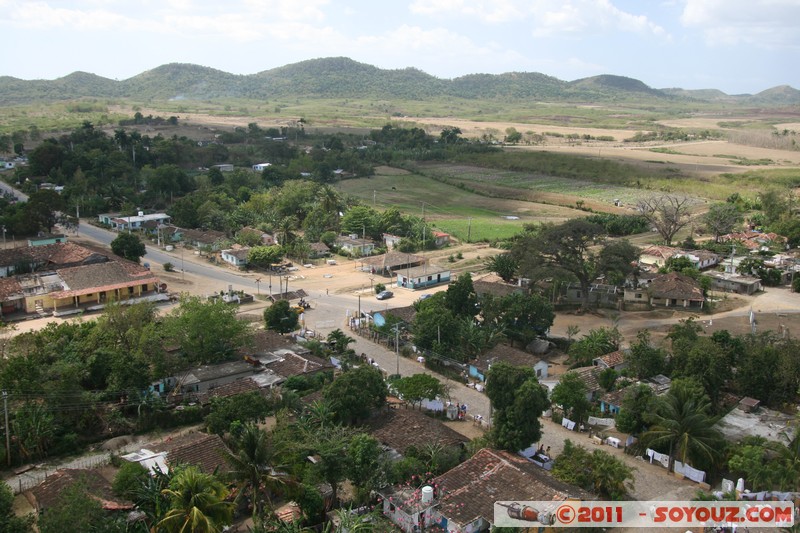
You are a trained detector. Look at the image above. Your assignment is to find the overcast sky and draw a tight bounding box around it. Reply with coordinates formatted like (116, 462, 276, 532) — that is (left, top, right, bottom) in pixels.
(2, 0, 797, 94)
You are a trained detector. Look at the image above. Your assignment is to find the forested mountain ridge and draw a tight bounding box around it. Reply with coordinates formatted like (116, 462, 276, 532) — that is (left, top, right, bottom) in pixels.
(0, 56, 797, 106)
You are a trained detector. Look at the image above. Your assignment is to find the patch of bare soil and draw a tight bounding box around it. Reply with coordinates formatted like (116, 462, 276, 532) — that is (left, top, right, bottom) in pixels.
(443, 419, 487, 441)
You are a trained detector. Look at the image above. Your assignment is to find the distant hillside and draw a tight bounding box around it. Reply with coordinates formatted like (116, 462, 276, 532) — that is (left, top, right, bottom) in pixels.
(0, 57, 797, 106)
(570, 74, 664, 97)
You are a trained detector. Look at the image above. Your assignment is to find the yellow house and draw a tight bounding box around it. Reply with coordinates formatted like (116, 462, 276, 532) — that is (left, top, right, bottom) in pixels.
(23, 261, 161, 315)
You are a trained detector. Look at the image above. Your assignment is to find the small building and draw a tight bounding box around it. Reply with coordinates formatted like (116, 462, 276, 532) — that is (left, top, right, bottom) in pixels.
(599, 386, 629, 415)
(27, 233, 67, 247)
(211, 163, 234, 172)
(238, 227, 275, 245)
(432, 231, 451, 247)
(470, 344, 549, 381)
(366, 409, 468, 458)
(335, 235, 376, 256)
(396, 265, 451, 290)
(561, 282, 619, 308)
(359, 251, 425, 276)
(673, 250, 721, 270)
(221, 247, 250, 268)
(738, 397, 761, 413)
(704, 271, 762, 295)
(166, 360, 263, 396)
(26, 469, 133, 515)
(648, 272, 704, 309)
(124, 432, 232, 475)
(383, 233, 403, 249)
(309, 242, 331, 258)
(473, 273, 525, 299)
(380, 448, 589, 533)
(639, 245, 680, 269)
(260, 349, 334, 381)
(171, 227, 228, 250)
(99, 212, 171, 231)
(564, 366, 603, 402)
(252, 162, 272, 172)
(592, 349, 628, 371)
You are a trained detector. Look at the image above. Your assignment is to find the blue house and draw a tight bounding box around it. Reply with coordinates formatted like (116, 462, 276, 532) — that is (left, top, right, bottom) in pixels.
(469, 344, 549, 382)
(396, 264, 451, 290)
(599, 386, 629, 415)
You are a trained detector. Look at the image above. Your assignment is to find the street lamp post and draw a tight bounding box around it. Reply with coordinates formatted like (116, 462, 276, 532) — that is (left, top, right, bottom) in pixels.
(269, 271, 272, 297)
(395, 325, 400, 376)
(255, 278, 261, 295)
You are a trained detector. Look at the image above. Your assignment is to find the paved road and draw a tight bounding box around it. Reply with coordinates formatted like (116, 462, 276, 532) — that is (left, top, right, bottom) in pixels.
(0, 178, 28, 202)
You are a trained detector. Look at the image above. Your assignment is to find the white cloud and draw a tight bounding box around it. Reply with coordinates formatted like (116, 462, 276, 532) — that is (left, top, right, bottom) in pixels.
(409, 0, 525, 23)
(681, 0, 800, 49)
(7, 1, 133, 29)
(529, 0, 669, 38)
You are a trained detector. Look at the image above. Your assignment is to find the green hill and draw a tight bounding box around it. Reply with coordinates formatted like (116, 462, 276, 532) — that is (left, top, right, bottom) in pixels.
(0, 57, 795, 107)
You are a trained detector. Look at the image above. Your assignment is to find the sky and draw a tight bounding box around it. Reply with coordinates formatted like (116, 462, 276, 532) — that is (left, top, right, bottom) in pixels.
(1, 0, 797, 94)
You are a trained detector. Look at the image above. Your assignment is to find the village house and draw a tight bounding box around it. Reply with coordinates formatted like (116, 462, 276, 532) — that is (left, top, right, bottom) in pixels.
(599, 386, 628, 415)
(98, 211, 171, 231)
(221, 247, 250, 268)
(166, 226, 228, 250)
(648, 272, 705, 309)
(564, 366, 604, 402)
(0, 241, 110, 278)
(379, 448, 589, 533)
(673, 249, 721, 270)
(160, 360, 265, 397)
(27, 233, 68, 247)
(592, 349, 629, 371)
(366, 408, 468, 459)
(472, 273, 525, 299)
(26, 469, 133, 515)
(470, 343, 549, 381)
(1, 260, 163, 318)
(639, 245, 680, 269)
(359, 251, 425, 277)
(432, 231, 451, 247)
(252, 162, 272, 171)
(396, 264, 451, 290)
(309, 242, 331, 259)
(382, 233, 403, 249)
(335, 234, 376, 256)
(121, 432, 232, 476)
(704, 271, 762, 295)
(238, 226, 276, 245)
(561, 282, 620, 308)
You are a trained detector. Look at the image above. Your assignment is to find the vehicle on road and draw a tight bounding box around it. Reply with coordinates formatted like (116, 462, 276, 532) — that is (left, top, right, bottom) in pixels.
(376, 290, 394, 300)
(418, 293, 433, 302)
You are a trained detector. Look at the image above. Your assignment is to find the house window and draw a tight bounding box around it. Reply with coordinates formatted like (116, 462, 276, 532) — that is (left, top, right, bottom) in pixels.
(389, 503, 396, 513)
(635, 293, 643, 299)
(128, 287, 134, 294)
(428, 276, 432, 281)
(576, 291, 582, 298)
(142, 284, 148, 291)
(536, 368, 542, 377)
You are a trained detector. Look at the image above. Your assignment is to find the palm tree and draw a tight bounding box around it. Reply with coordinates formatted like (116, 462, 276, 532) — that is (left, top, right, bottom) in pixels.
(642, 386, 724, 472)
(158, 466, 234, 533)
(223, 423, 291, 518)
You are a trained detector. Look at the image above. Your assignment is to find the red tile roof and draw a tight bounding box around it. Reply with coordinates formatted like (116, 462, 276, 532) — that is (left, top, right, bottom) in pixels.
(366, 408, 468, 454)
(475, 344, 542, 374)
(28, 469, 133, 513)
(594, 350, 626, 368)
(649, 272, 704, 301)
(49, 261, 160, 299)
(150, 432, 231, 474)
(432, 448, 590, 528)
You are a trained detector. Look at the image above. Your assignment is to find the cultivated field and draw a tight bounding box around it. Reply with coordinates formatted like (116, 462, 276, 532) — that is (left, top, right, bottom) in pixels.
(337, 166, 587, 242)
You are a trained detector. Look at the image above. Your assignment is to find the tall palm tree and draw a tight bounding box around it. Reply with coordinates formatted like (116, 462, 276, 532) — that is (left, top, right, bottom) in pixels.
(642, 386, 724, 472)
(223, 423, 291, 518)
(158, 466, 234, 533)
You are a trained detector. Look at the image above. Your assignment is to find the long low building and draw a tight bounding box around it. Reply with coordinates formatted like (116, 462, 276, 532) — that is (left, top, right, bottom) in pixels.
(0, 242, 163, 318)
(396, 264, 451, 290)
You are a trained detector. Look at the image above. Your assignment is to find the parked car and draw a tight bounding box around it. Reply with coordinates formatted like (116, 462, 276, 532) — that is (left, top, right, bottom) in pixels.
(376, 290, 394, 300)
(418, 293, 433, 302)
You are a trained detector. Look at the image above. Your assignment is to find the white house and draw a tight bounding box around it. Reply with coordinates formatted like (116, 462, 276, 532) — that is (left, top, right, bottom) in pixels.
(99, 212, 171, 231)
(252, 162, 272, 172)
(221, 247, 250, 268)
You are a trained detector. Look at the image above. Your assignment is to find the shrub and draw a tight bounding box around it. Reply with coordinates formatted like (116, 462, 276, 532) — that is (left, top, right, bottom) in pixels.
(112, 462, 150, 500)
(163, 262, 174, 272)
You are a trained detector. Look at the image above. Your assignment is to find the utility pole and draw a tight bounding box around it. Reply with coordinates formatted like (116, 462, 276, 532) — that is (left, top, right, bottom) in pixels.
(3, 391, 9, 467)
(467, 217, 472, 243)
(395, 326, 400, 376)
(75, 204, 80, 236)
(373, 190, 376, 207)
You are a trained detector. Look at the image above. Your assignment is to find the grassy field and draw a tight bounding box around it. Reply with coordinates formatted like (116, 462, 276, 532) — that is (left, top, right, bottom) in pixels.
(336, 166, 584, 242)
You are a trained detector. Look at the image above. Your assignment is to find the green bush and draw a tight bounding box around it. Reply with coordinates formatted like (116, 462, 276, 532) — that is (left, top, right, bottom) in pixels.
(163, 262, 174, 272)
(112, 461, 150, 500)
